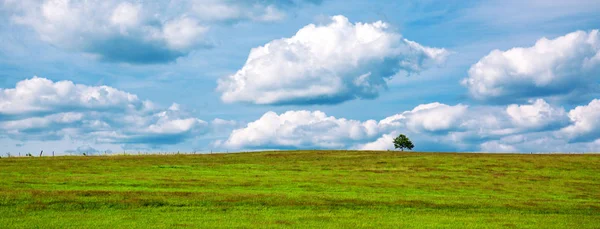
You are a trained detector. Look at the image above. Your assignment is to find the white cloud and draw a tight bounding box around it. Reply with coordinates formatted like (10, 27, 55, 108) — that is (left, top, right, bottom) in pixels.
(110, 2, 141, 29)
(0, 77, 142, 116)
(1, 112, 83, 131)
(478, 132, 600, 153)
(7, 0, 209, 63)
(218, 15, 449, 105)
(217, 99, 592, 152)
(218, 103, 471, 150)
(480, 141, 517, 153)
(443, 100, 571, 149)
(560, 99, 600, 143)
(0, 77, 209, 147)
(162, 17, 209, 51)
(381, 103, 468, 133)
(219, 110, 381, 149)
(255, 5, 286, 22)
(506, 99, 568, 131)
(89, 107, 209, 146)
(190, 1, 286, 22)
(190, 0, 243, 22)
(147, 113, 205, 135)
(381, 102, 519, 151)
(355, 132, 397, 151)
(5, 0, 314, 64)
(463, 30, 600, 103)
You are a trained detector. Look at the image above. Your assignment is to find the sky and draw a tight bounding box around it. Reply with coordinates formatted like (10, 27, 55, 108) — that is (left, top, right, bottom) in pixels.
(1, 0, 600, 155)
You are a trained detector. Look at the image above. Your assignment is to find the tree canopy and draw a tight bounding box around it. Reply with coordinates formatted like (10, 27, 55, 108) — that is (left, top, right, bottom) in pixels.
(393, 134, 414, 151)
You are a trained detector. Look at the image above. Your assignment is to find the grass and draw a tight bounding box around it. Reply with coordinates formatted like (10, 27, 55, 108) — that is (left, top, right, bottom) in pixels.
(0, 151, 599, 228)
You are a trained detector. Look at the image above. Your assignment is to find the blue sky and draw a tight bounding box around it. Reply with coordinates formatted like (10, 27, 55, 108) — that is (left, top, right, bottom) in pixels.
(1, 0, 600, 155)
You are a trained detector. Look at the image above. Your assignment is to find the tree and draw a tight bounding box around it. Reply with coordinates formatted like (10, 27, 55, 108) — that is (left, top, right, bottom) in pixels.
(393, 134, 414, 151)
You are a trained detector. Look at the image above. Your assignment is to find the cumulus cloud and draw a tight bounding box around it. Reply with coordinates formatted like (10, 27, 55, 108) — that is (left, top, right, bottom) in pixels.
(5, 0, 319, 64)
(463, 30, 600, 103)
(217, 98, 592, 152)
(218, 15, 449, 105)
(88, 108, 208, 146)
(478, 131, 600, 153)
(217, 105, 466, 150)
(380, 103, 468, 134)
(355, 132, 397, 151)
(560, 99, 600, 143)
(5, 0, 209, 63)
(218, 103, 471, 150)
(381, 103, 516, 151)
(0, 77, 144, 117)
(0, 77, 209, 147)
(0, 112, 84, 141)
(443, 100, 570, 150)
(218, 110, 381, 149)
(505, 99, 569, 131)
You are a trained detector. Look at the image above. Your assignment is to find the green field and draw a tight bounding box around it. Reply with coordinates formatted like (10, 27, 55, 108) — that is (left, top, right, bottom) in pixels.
(0, 151, 599, 228)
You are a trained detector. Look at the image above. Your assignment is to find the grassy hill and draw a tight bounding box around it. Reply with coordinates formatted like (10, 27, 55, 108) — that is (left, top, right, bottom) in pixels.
(0, 151, 599, 228)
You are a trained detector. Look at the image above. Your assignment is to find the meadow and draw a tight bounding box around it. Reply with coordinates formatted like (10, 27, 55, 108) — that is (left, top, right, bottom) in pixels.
(0, 151, 598, 228)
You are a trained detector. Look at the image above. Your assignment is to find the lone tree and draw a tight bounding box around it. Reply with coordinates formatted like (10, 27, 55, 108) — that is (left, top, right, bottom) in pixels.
(393, 134, 414, 151)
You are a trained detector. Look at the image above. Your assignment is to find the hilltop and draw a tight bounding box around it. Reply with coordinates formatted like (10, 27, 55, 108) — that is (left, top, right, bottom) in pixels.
(1, 151, 599, 228)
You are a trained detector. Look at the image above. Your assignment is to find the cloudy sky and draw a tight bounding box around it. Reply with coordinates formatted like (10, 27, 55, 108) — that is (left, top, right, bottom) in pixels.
(1, 0, 600, 155)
